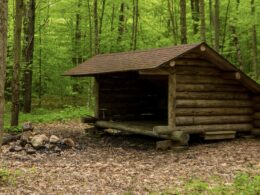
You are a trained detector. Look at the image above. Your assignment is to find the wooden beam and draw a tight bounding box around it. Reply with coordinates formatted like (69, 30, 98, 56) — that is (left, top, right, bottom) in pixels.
(168, 73, 176, 128)
(94, 77, 99, 118)
(138, 69, 169, 75)
(222, 72, 241, 80)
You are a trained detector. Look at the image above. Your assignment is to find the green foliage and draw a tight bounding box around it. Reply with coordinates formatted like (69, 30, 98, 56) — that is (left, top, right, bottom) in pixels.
(0, 168, 20, 186)
(149, 172, 260, 195)
(4, 105, 92, 132)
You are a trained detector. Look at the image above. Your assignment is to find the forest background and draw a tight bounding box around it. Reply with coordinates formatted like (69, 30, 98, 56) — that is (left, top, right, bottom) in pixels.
(2, 0, 260, 128)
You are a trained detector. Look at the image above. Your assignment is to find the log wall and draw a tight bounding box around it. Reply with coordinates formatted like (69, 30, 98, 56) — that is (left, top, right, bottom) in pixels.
(252, 96, 260, 135)
(97, 73, 168, 121)
(175, 58, 254, 134)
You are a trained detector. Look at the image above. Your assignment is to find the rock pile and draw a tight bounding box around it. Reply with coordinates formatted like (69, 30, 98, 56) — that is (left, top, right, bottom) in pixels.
(7, 122, 75, 155)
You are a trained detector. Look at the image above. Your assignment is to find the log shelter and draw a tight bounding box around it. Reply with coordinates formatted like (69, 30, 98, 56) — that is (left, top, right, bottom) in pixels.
(64, 43, 260, 143)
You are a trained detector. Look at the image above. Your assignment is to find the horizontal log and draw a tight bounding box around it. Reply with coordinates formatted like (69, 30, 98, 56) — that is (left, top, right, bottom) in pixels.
(153, 126, 173, 135)
(176, 108, 253, 116)
(253, 121, 260, 127)
(251, 129, 260, 135)
(175, 123, 252, 134)
(176, 115, 252, 126)
(175, 59, 214, 67)
(176, 100, 252, 108)
(176, 92, 249, 100)
(95, 120, 189, 143)
(253, 96, 260, 102)
(254, 104, 260, 111)
(176, 84, 247, 92)
(176, 66, 220, 76)
(221, 72, 241, 80)
(253, 112, 260, 120)
(177, 75, 239, 84)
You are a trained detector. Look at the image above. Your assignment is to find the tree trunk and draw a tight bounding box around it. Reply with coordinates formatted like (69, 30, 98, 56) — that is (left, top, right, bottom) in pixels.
(74, 0, 82, 65)
(180, 0, 187, 44)
(11, 0, 23, 126)
(131, 0, 139, 50)
(93, 0, 99, 55)
(251, 0, 257, 77)
(87, 0, 93, 56)
(190, 0, 200, 34)
(22, 0, 35, 113)
(230, 0, 243, 70)
(0, 0, 8, 147)
(199, 0, 205, 42)
(117, 2, 125, 45)
(214, 0, 220, 51)
(99, 0, 106, 35)
(209, 0, 214, 45)
(167, 0, 177, 45)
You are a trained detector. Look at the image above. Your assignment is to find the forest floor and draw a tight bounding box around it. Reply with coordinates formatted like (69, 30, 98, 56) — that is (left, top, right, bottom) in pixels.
(0, 120, 260, 194)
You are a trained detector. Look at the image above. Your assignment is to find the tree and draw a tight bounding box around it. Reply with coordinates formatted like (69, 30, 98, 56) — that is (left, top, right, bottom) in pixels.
(199, 0, 206, 42)
(190, 0, 200, 35)
(180, 0, 187, 44)
(0, 0, 8, 147)
(93, 0, 99, 54)
(131, 0, 139, 50)
(22, 0, 36, 113)
(214, 0, 220, 51)
(167, 0, 178, 45)
(117, 2, 125, 46)
(11, 0, 23, 126)
(251, 0, 257, 77)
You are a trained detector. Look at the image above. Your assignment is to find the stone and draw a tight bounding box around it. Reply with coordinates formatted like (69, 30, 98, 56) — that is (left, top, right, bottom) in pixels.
(9, 146, 23, 152)
(61, 138, 75, 148)
(49, 135, 60, 144)
(22, 122, 34, 132)
(156, 140, 173, 150)
(54, 146, 62, 153)
(31, 134, 49, 149)
(26, 147, 36, 155)
(20, 131, 33, 146)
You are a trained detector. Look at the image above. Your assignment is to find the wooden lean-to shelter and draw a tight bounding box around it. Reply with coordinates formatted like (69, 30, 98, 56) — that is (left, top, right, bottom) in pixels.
(64, 43, 260, 144)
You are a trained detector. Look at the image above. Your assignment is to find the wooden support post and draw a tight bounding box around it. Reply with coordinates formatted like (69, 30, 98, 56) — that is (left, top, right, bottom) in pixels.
(168, 73, 176, 128)
(94, 77, 99, 118)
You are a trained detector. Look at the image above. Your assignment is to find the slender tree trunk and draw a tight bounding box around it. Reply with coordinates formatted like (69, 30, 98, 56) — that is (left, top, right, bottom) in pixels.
(190, 0, 200, 34)
(214, 0, 220, 51)
(0, 0, 8, 147)
(117, 3, 125, 44)
(180, 0, 187, 44)
(99, 0, 106, 35)
(251, 0, 257, 77)
(131, 0, 139, 50)
(199, 0, 205, 42)
(167, 0, 177, 45)
(221, 0, 230, 53)
(74, 0, 82, 65)
(209, 0, 214, 45)
(93, 0, 99, 55)
(87, 0, 93, 56)
(230, 0, 243, 71)
(11, 0, 23, 126)
(22, 0, 35, 113)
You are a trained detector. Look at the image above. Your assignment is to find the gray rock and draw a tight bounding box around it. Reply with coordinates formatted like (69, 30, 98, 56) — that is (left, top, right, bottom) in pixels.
(22, 122, 34, 132)
(20, 131, 33, 146)
(9, 146, 23, 152)
(54, 146, 62, 153)
(31, 134, 49, 149)
(61, 138, 75, 148)
(49, 135, 60, 144)
(26, 147, 36, 155)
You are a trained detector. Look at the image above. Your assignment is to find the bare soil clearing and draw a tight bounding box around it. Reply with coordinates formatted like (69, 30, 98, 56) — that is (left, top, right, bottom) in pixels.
(0, 120, 260, 195)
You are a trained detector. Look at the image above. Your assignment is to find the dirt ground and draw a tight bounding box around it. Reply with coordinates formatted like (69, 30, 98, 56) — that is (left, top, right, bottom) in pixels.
(0, 120, 260, 195)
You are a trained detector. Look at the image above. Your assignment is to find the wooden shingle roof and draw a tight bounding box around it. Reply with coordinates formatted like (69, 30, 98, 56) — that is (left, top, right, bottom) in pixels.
(64, 42, 260, 93)
(63, 43, 200, 76)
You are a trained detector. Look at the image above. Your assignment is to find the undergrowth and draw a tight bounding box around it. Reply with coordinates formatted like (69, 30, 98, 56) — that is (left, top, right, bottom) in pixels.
(149, 172, 260, 195)
(4, 105, 92, 133)
(0, 168, 20, 186)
